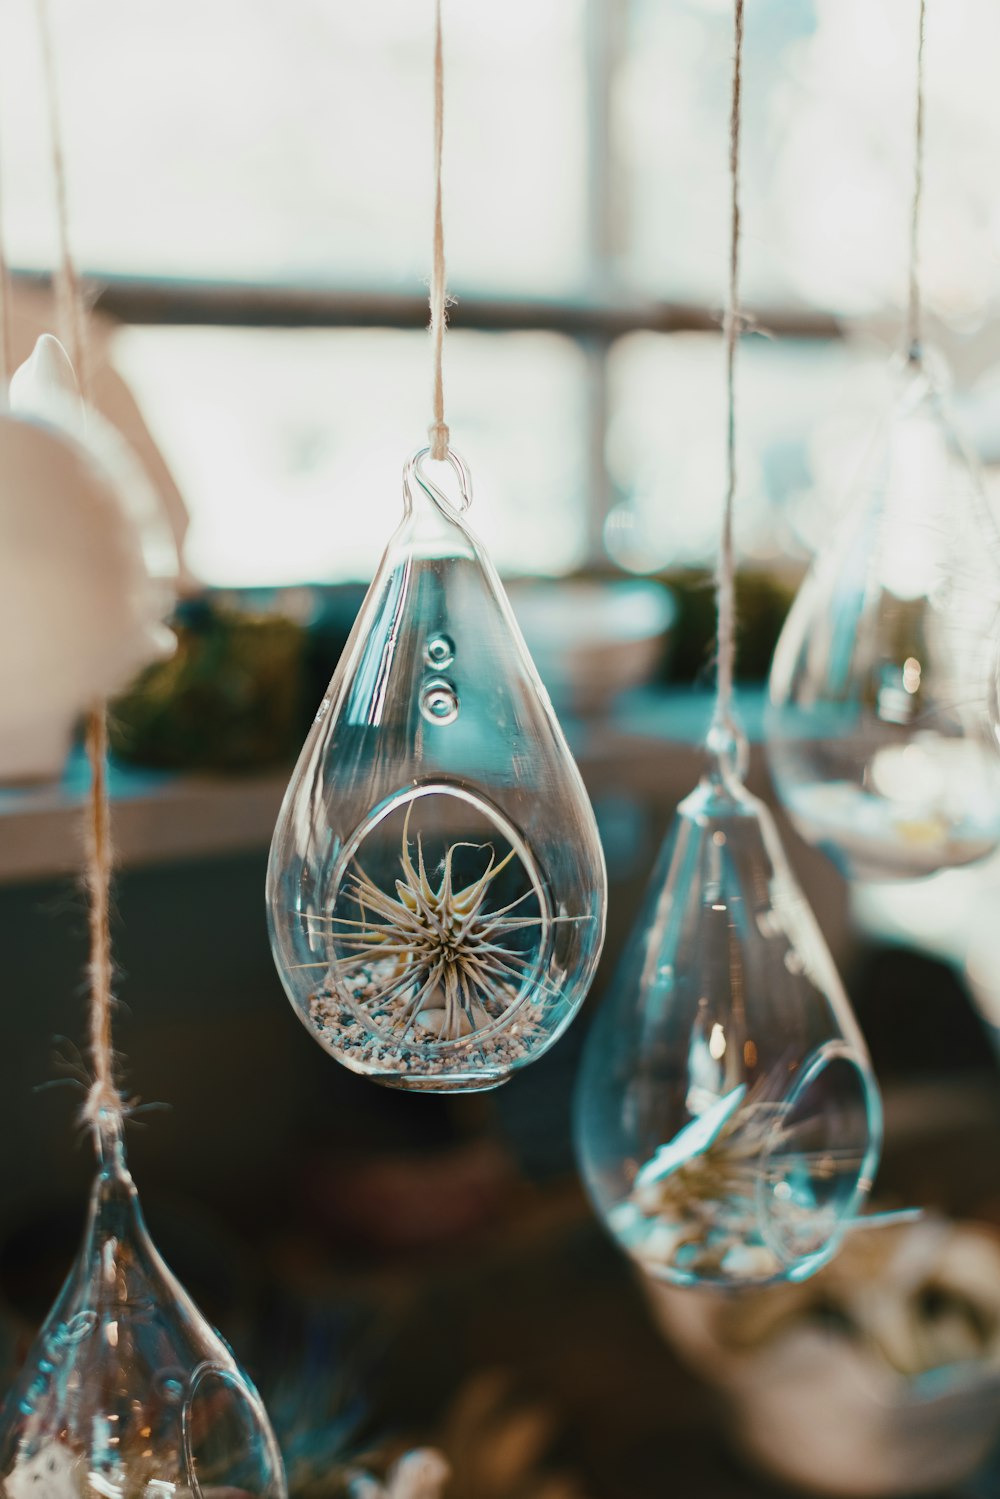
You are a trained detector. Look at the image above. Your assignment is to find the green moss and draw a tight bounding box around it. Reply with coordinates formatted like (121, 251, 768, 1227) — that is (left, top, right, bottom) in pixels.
(110, 600, 306, 772)
(661, 569, 797, 685)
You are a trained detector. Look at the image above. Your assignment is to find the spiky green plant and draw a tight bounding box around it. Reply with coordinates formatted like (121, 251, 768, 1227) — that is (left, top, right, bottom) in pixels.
(320, 808, 549, 1043)
(627, 1082, 868, 1277)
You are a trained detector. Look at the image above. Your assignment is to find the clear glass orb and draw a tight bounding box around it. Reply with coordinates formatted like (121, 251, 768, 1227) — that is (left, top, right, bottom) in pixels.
(575, 735, 882, 1289)
(768, 356, 1000, 882)
(267, 450, 607, 1092)
(0, 1126, 286, 1499)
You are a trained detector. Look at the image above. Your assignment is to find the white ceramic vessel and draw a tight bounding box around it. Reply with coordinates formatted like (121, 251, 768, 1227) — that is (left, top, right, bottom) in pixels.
(0, 336, 175, 781)
(642, 1218, 1000, 1495)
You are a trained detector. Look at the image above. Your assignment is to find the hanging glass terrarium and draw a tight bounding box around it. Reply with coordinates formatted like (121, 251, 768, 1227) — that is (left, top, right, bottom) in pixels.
(267, 450, 607, 1092)
(575, 0, 881, 1290)
(0, 1118, 286, 1499)
(575, 718, 882, 1288)
(768, 0, 1000, 883)
(767, 353, 1000, 882)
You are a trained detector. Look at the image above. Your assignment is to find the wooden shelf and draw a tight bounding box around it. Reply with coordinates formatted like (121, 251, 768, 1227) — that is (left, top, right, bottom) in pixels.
(0, 753, 289, 885)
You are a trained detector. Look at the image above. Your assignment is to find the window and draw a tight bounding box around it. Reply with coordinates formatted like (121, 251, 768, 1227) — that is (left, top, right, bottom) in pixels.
(113, 327, 590, 584)
(5, 0, 999, 583)
(605, 333, 890, 572)
(3, 0, 588, 291)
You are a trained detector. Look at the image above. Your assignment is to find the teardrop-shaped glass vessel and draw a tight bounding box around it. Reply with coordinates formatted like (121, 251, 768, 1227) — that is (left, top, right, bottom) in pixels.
(0, 1123, 286, 1499)
(574, 720, 882, 1289)
(767, 355, 1000, 882)
(266, 449, 607, 1092)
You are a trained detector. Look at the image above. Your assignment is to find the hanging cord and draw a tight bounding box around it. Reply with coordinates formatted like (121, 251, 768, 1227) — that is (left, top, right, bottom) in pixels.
(35, 0, 121, 1147)
(906, 0, 927, 363)
(0, 138, 12, 390)
(714, 0, 744, 734)
(81, 709, 123, 1142)
(36, 0, 89, 393)
(428, 0, 450, 460)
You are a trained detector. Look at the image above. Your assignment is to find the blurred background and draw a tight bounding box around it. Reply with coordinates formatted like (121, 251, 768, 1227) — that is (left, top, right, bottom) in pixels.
(9, 0, 1000, 585)
(4, 1, 1000, 1495)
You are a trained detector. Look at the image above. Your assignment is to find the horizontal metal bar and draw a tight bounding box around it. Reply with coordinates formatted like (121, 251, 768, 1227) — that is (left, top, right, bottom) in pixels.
(12, 269, 844, 341)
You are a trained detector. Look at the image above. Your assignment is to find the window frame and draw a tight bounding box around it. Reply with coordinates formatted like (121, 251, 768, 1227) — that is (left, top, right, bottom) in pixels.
(13, 269, 841, 572)
(8, 0, 846, 577)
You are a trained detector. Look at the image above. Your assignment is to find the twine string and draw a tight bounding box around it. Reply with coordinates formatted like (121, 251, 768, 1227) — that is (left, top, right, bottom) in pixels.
(82, 709, 122, 1143)
(0, 136, 12, 391)
(35, 0, 119, 1147)
(715, 0, 744, 734)
(36, 0, 89, 395)
(906, 0, 927, 362)
(428, 0, 450, 461)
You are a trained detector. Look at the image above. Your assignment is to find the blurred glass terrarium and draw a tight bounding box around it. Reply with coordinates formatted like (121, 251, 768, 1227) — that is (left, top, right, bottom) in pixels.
(0, 1124, 286, 1499)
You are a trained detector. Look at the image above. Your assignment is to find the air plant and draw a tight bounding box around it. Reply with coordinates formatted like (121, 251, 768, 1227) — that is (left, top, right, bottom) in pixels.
(633, 1084, 778, 1221)
(622, 1079, 866, 1279)
(624, 1085, 784, 1275)
(320, 808, 549, 1044)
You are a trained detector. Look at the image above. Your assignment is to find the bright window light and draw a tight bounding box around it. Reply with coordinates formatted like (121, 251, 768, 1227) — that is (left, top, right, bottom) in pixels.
(112, 327, 590, 586)
(1, 0, 588, 293)
(605, 333, 890, 572)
